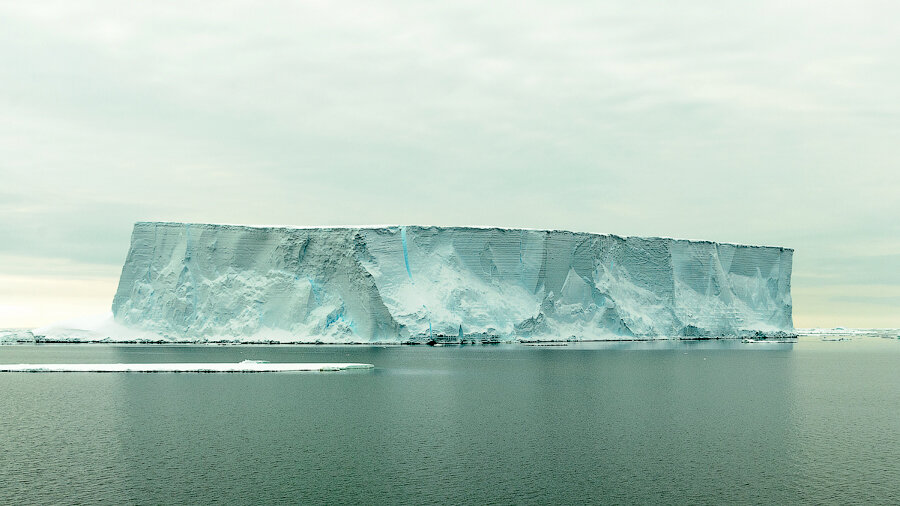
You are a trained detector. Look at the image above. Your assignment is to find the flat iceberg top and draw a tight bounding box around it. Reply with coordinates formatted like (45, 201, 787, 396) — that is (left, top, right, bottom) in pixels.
(135, 222, 792, 251)
(0, 362, 375, 373)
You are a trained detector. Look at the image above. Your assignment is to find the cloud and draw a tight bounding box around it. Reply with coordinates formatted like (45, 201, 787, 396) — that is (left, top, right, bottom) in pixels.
(0, 0, 898, 326)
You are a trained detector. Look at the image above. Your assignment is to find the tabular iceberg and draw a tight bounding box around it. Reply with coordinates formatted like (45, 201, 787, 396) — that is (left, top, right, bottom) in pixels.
(43, 222, 795, 344)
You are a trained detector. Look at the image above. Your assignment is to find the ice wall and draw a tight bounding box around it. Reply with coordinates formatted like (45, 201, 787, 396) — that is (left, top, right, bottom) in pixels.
(108, 222, 793, 342)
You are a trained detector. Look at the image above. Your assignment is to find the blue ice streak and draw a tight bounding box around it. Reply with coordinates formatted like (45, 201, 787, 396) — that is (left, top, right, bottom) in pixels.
(401, 226, 412, 281)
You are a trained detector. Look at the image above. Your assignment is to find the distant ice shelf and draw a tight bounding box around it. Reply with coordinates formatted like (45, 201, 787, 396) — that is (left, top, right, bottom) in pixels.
(0, 360, 374, 373)
(33, 222, 795, 343)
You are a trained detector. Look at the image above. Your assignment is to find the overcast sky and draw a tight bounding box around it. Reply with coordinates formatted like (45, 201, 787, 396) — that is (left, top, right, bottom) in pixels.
(1, 0, 898, 328)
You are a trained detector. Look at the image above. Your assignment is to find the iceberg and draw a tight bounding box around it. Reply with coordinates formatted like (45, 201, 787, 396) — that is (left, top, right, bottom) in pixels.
(0, 329, 34, 344)
(35, 222, 794, 343)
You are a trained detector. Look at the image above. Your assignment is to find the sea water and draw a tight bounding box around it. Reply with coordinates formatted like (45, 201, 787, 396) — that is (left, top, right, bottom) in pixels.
(1, 336, 897, 504)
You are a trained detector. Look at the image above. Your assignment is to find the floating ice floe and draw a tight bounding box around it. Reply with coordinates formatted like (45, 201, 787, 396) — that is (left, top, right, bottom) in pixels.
(0, 359, 374, 373)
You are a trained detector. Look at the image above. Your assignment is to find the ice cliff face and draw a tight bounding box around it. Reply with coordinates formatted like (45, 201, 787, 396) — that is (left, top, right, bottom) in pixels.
(110, 222, 793, 342)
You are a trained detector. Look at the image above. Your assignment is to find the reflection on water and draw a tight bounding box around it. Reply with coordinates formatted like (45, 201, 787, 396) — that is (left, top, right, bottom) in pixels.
(0, 338, 896, 504)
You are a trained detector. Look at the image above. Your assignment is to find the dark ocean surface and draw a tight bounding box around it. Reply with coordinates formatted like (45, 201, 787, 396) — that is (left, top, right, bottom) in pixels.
(1, 336, 898, 504)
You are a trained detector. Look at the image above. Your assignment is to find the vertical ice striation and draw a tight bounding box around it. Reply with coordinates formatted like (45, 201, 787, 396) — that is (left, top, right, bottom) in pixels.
(109, 223, 793, 342)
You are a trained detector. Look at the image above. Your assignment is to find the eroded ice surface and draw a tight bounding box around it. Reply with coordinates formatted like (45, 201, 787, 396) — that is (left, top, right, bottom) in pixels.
(35, 223, 794, 343)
